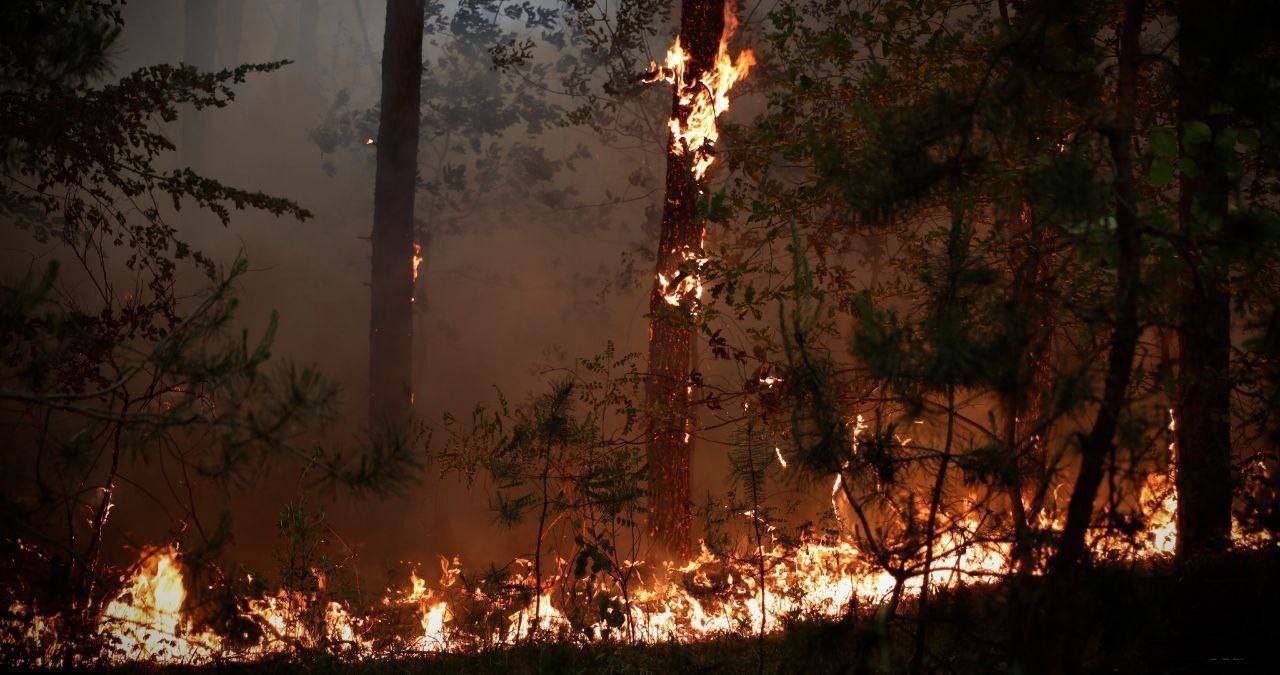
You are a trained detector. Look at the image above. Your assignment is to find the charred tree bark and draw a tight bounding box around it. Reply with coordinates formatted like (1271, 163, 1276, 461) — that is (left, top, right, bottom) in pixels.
(182, 0, 218, 170)
(369, 0, 424, 430)
(1173, 0, 1233, 561)
(646, 0, 727, 558)
(1052, 0, 1146, 575)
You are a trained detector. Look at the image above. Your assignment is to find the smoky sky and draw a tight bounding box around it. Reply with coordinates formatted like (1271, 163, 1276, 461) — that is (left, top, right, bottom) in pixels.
(98, 0, 687, 576)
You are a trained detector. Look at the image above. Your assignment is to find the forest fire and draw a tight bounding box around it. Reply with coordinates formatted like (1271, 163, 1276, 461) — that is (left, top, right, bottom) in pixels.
(6, 446, 1215, 667)
(96, 548, 220, 664)
(5, 0, 1280, 672)
(646, 3, 755, 179)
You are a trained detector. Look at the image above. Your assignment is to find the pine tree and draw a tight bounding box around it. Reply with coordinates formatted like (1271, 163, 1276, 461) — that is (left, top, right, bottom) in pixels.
(369, 0, 425, 431)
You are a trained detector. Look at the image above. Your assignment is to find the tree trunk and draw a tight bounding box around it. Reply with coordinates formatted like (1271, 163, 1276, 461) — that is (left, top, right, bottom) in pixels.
(369, 0, 424, 430)
(182, 0, 218, 170)
(1052, 0, 1146, 575)
(298, 0, 320, 77)
(1040, 7, 1148, 673)
(219, 0, 246, 67)
(646, 0, 727, 558)
(1173, 0, 1233, 561)
(999, 200, 1052, 573)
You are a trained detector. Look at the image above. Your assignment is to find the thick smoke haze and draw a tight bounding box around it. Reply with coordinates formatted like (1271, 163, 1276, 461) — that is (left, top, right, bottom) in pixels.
(109, 0, 677, 575)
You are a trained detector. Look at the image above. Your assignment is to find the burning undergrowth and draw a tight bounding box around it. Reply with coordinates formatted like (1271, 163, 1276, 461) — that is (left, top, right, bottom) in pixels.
(4, 441, 1271, 669)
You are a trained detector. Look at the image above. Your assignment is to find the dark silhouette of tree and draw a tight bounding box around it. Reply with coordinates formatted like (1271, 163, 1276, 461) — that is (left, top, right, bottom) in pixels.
(1054, 0, 1147, 576)
(181, 0, 217, 169)
(369, 0, 425, 430)
(0, 2, 421, 653)
(1171, 0, 1235, 561)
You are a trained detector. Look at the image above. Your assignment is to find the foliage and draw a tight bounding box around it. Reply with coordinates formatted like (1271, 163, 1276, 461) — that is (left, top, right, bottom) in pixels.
(0, 0, 422, 644)
(439, 343, 648, 637)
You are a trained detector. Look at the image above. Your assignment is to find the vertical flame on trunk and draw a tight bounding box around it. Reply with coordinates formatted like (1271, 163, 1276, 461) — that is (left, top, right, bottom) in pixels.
(646, 3, 756, 180)
(411, 242, 424, 303)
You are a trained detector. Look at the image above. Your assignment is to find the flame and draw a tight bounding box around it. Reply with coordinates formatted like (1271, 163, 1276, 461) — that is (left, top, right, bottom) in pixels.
(505, 593, 569, 641)
(14, 408, 1274, 664)
(1140, 409, 1180, 554)
(411, 242, 424, 303)
(657, 248, 709, 308)
(98, 547, 220, 664)
(647, 3, 755, 180)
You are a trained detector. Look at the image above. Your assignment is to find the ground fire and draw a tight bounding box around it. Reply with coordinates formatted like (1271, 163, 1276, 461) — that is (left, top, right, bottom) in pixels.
(7, 426, 1269, 667)
(4, 0, 1280, 672)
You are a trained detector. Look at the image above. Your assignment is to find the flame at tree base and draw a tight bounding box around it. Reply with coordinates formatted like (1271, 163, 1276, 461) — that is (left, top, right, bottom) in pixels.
(5, 423, 1276, 668)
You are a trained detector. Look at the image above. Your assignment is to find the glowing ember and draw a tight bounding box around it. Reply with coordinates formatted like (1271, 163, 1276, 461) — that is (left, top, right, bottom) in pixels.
(656, 248, 709, 308)
(411, 242, 424, 304)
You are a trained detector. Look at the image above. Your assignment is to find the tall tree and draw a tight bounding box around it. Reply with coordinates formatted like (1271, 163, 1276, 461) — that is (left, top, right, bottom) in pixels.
(1053, 0, 1147, 575)
(182, 0, 217, 169)
(645, 0, 728, 557)
(298, 0, 320, 76)
(370, 0, 425, 429)
(1172, 0, 1236, 560)
(220, 0, 246, 67)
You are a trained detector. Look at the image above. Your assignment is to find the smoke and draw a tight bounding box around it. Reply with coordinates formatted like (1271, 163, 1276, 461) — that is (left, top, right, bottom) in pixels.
(102, 0, 665, 576)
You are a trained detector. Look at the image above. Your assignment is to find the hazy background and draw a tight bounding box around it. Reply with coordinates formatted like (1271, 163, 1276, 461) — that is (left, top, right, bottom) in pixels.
(109, 0, 698, 578)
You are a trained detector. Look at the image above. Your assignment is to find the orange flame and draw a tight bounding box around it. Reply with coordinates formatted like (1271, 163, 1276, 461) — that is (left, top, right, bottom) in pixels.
(647, 3, 755, 179)
(14, 411, 1272, 664)
(98, 547, 220, 664)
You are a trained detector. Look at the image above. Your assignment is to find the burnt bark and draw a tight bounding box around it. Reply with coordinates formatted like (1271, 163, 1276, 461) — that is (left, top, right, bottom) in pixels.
(646, 0, 727, 558)
(370, 0, 424, 429)
(1052, 0, 1146, 575)
(1173, 0, 1234, 561)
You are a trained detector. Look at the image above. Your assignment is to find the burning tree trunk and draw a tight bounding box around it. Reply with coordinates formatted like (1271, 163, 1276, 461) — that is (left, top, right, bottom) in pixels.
(1173, 0, 1233, 560)
(369, 0, 425, 429)
(645, 0, 752, 557)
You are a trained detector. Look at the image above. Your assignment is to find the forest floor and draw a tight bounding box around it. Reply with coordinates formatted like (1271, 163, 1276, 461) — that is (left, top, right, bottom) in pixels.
(115, 549, 1278, 675)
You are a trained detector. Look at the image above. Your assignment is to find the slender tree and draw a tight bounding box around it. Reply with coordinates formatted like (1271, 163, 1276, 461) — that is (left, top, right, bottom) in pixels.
(220, 0, 246, 67)
(182, 0, 217, 169)
(1053, 0, 1147, 575)
(298, 0, 320, 77)
(1172, 0, 1234, 560)
(370, 0, 425, 429)
(645, 0, 728, 557)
